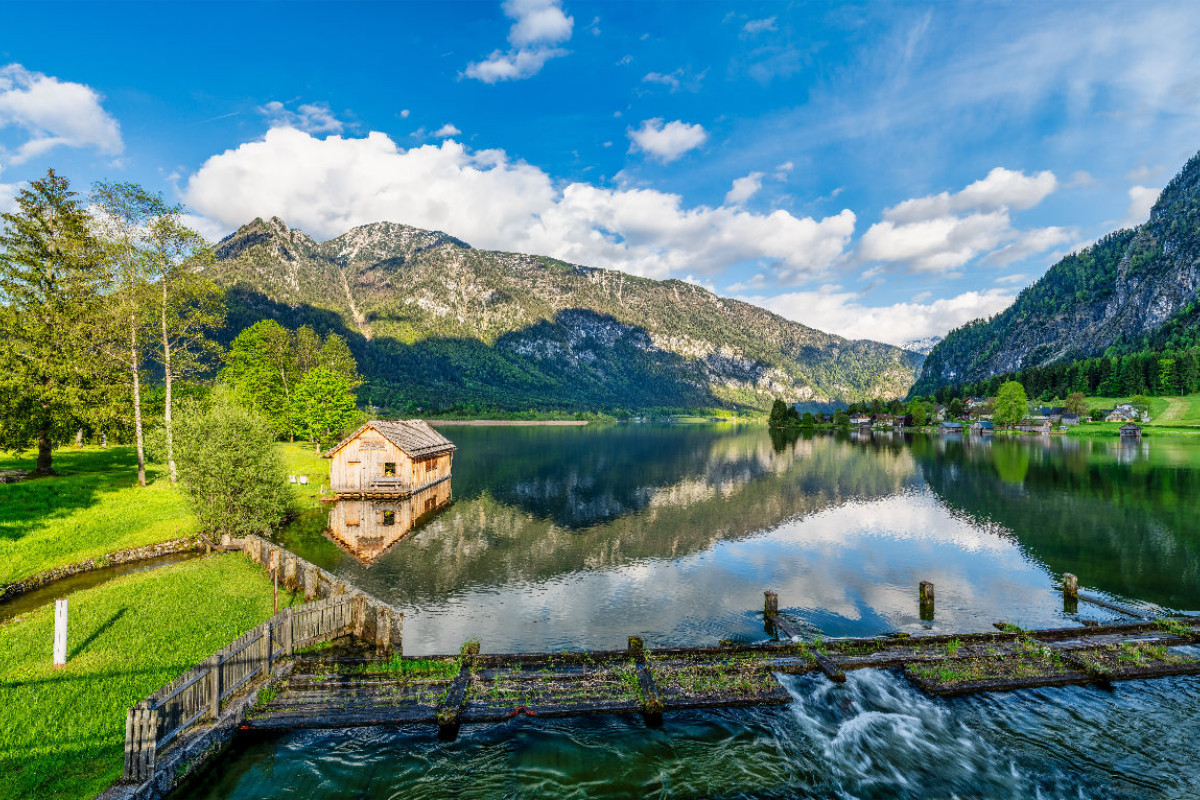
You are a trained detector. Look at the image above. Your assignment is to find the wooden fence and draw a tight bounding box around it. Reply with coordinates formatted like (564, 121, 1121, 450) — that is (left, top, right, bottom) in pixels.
(123, 537, 404, 784)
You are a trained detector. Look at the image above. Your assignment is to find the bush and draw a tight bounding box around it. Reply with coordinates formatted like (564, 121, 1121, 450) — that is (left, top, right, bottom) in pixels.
(174, 389, 293, 539)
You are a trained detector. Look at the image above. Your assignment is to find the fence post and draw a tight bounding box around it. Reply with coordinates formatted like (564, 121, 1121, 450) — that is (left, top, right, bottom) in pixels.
(919, 581, 935, 621)
(284, 606, 294, 656)
(284, 556, 298, 590)
(209, 654, 223, 720)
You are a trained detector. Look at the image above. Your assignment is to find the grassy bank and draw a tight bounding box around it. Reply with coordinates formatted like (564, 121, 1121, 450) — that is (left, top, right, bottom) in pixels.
(0, 448, 200, 587)
(0, 554, 293, 800)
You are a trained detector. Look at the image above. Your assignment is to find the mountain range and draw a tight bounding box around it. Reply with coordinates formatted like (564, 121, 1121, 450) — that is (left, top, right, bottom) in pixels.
(913, 149, 1200, 395)
(205, 217, 922, 413)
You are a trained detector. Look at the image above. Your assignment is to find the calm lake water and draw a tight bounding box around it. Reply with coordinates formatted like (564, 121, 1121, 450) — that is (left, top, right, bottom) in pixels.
(179, 425, 1200, 799)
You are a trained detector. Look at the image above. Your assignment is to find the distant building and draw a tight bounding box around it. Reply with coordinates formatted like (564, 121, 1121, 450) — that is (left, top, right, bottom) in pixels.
(873, 414, 896, 427)
(940, 421, 963, 433)
(1120, 422, 1143, 439)
(325, 420, 456, 498)
(1017, 419, 1052, 434)
(1060, 413, 1081, 426)
(934, 405, 948, 422)
(971, 420, 995, 434)
(850, 415, 872, 426)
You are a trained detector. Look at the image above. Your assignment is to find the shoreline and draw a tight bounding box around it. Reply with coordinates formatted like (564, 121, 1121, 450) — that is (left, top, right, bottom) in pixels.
(427, 419, 590, 426)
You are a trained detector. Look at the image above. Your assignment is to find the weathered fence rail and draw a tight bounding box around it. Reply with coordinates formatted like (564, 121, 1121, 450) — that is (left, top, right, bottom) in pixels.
(121, 538, 403, 785)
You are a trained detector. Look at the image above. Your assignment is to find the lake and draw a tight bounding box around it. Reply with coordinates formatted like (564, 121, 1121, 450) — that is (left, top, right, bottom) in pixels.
(178, 425, 1200, 799)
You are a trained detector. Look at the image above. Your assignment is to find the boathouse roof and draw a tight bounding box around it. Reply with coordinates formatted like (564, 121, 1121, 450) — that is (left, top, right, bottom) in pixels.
(324, 420, 457, 459)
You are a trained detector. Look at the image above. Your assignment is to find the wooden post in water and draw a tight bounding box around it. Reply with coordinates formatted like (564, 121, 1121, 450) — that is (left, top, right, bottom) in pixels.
(919, 581, 935, 621)
(53, 598, 68, 667)
(763, 591, 779, 618)
(1063, 572, 1079, 613)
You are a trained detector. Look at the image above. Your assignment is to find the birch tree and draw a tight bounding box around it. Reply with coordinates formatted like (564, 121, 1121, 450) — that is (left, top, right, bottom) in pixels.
(145, 212, 224, 483)
(91, 182, 167, 487)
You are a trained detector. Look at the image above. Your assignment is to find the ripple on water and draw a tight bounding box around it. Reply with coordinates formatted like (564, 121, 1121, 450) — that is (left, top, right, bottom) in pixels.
(173, 669, 1200, 800)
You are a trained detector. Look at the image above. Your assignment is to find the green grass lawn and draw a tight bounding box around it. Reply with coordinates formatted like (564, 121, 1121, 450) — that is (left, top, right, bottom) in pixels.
(0, 443, 334, 588)
(0, 448, 200, 587)
(0, 554, 295, 800)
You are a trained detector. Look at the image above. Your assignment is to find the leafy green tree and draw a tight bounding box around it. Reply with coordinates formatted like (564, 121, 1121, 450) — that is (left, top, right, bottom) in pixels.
(833, 410, 850, 427)
(1129, 394, 1152, 420)
(1064, 392, 1088, 416)
(801, 411, 815, 428)
(222, 320, 298, 438)
(0, 170, 106, 475)
(173, 389, 292, 539)
(948, 397, 965, 419)
(768, 398, 790, 428)
(908, 399, 930, 427)
(993, 381, 1029, 428)
(293, 368, 359, 450)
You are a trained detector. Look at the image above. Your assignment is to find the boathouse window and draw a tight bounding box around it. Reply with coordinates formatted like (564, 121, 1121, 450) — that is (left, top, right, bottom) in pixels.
(382, 510, 395, 526)
(383, 462, 396, 477)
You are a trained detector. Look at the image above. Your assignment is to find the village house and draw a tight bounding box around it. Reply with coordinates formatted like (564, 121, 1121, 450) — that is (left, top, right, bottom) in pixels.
(324, 420, 456, 497)
(1017, 419, 1052, 434)
(1121, 422, 1143, 440)
(850, 415, 872, 427)
(940, 420, 963, 434)
(970, 420, 995, 434)
(873, 414, 896, 428)
(1060, 413, 1081, 426)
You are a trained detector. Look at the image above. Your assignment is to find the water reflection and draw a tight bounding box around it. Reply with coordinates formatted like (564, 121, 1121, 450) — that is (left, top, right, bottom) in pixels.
(327, 480, 453, 562)
(272, 426, 1200, 654)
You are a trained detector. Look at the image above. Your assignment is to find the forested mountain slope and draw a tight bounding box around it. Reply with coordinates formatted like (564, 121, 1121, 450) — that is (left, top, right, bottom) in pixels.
(913, 149, 1200, 395)
(203, 217, 921, 413)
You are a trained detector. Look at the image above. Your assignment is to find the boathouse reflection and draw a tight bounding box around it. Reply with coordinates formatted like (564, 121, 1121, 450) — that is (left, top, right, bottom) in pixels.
(327, 479, 453, 562)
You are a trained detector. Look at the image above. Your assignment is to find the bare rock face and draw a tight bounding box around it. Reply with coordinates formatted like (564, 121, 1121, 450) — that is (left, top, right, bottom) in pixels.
(914, 149, 1200, 394)
(209, 218, 923, 411)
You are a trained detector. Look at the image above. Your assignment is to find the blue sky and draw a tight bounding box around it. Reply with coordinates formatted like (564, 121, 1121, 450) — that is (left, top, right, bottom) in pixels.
(2, 1, 1199, 346)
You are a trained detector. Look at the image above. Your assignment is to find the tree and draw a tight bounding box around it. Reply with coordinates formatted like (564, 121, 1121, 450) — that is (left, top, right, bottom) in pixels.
(800, 411, 815, 428)
(92, 181, 171, 487)
(993, 381, 1029, 428)
(908, 399, 930, 427)
(293, 368, 359, 450)
(1064, 392, 1088, 416)
(0, 170, 105, 474)
(768, 398, 790, 428)
(221, 320, 298, 438)
(1130, 394, 1152, 420)
(173, 389, 292, 539)
(833, 410, 850, 427)
(145, 211, 224, 483)
(948, 397, 965, 419)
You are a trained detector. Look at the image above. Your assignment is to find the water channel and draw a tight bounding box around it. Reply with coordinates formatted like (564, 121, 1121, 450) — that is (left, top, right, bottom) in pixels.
(178, 425, 1200, 799)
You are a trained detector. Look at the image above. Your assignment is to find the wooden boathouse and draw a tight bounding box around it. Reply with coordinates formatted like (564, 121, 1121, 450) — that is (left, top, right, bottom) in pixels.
(324, 420, 455, 498)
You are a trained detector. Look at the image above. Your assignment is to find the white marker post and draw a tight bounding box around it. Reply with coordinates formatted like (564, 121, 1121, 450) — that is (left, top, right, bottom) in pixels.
(53, 598, 68, 668)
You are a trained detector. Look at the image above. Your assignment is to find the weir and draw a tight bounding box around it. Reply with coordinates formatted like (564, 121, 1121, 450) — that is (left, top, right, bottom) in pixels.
(105, 541, 1200, 800)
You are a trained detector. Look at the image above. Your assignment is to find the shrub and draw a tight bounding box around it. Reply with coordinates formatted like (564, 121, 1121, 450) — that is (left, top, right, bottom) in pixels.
(174, 388, 292, 539)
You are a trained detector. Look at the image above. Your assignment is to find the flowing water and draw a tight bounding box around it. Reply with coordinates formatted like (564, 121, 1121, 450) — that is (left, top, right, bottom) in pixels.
(177, 425, 1200, 799)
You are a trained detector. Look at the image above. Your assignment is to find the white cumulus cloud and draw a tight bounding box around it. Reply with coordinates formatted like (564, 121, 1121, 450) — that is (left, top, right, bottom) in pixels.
(628, 118, 707, 163)
(742, 17, 777, 35)
(259, 100, 344, 134)
(859, 167, 1061, 273)
(1124, 185, 1161, 226)
(433, 123, 462, 138)
(182, 127, 855, 282)
(724, 171, 764, 206)
(465, 0, 573, 83)
(0, 63, 122, 164)
(747, 287, 1017, 347)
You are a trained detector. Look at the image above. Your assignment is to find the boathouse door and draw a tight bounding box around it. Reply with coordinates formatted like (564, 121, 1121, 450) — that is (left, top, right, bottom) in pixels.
(345, 459, 361, 492)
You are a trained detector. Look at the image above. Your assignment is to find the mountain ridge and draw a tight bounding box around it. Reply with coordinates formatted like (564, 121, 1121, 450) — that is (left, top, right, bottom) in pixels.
(206, 216, 923, 412)
(912, 148, 1200, 395)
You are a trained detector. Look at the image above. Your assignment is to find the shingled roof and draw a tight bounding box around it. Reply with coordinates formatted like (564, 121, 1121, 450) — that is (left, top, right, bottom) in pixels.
(323, 420, 456, 459)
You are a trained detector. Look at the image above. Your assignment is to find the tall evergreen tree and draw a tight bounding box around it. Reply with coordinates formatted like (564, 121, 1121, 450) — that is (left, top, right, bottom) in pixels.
(0, 170, 105, 474)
